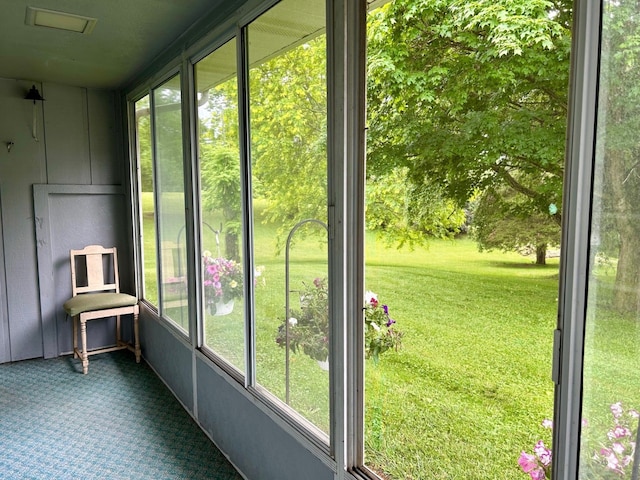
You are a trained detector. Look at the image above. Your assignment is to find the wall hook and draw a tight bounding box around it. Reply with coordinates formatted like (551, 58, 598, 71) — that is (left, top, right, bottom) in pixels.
(6, 141, 14, 153)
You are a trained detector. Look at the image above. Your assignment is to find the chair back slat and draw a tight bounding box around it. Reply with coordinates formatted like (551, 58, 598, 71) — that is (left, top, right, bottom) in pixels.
(70, 245, 121, 296)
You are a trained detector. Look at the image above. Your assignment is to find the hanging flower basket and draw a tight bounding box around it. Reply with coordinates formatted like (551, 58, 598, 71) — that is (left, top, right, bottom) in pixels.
(275, 278, 402, 364)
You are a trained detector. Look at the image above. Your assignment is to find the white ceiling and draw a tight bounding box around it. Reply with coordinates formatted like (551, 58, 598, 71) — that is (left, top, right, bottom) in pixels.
(0, 0, 244, 90)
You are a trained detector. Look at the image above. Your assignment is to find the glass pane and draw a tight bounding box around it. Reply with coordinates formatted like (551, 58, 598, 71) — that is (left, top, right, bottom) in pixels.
(579, 1, 640, 477)
(153, 74, 190, 332)
(365, 2, 569, 478)
(196, 38, 246, 372)
(135, 95, 158, 306)
(248, 0, 329, 435)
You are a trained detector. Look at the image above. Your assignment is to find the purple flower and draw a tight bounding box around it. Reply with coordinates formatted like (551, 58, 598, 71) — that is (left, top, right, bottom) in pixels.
(541, 419, 553, 429)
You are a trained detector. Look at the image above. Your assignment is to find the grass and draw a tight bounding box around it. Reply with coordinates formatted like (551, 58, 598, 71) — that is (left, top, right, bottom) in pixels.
(139, 194, 640, 479)
(363, 237, 558, 479)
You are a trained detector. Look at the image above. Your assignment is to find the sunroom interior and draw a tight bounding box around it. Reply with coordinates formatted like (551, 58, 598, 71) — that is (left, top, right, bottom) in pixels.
(0, 0, 609, 479)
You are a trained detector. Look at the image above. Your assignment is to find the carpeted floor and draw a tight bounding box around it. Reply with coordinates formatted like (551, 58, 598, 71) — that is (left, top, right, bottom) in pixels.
(0, 351, 244, 480)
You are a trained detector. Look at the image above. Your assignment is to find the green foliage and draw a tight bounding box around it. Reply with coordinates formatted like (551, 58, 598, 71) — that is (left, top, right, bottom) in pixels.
(366, 0, 570, 243)
(472, 186, 561, 257)
(249, 37, 328, 242)
(135, 96, 153, 192)
(200, 146, 242, 259)
(363, 292, 403, 363)
(366, 167, 466, 248)
(595, 1, 640, 313)
(276, 278, 330, 362)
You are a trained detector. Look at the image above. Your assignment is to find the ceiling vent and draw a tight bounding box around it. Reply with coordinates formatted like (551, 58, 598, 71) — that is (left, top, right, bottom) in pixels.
(25, 6, 97, 34)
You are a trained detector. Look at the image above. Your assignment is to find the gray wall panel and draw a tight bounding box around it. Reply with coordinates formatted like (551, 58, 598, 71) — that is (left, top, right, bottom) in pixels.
(0, 78, 125, 362)
(88, 90, 122, 185)
(34, 185, 131, 358)
(139, 308, 194, 412)
(0, 79, 47, 361)
(196, 357, 333, 480)
(42, 83, 90, 185)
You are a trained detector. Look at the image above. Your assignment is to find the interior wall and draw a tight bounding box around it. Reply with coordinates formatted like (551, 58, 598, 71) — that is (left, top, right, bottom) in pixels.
(0, 78, 129, 363)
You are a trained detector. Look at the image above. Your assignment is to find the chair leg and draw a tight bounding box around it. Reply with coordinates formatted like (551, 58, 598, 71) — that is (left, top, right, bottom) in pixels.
(73, 316, 78, 359)
(80, 319, 89, 374)
(116, 315, 121, 345)
(133, 312, 141, 363)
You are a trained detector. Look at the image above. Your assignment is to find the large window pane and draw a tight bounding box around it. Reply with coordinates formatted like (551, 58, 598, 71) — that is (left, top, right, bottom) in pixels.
(248, 0, 329, 435)
(365, 2, 569, 478)
(135, 95, 158, 306)
(154, 74, 190, 332)
(196, 38, 246, 372)
(579, 1, 640, 477)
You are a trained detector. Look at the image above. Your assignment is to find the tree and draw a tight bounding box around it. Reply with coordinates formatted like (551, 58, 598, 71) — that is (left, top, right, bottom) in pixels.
(595, 1, 640, 313)
(366, 0, 571, 249)
(201, 147, 242, 261)
(366, 167, 466, 247)
(472, 186, 560, 264)
(248, 36, 328, 243)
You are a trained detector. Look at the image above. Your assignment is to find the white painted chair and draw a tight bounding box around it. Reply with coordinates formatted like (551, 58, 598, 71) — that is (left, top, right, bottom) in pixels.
(63, 245, 140, 374)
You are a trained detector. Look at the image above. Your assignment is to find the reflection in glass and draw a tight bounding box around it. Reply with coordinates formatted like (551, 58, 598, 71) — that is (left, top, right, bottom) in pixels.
(154, 74, 190, 332)
(196, 38, 246, 372)
(248, 0, 329, 435)
(135, 95, 158, 307)
(579, 1, 640, 477)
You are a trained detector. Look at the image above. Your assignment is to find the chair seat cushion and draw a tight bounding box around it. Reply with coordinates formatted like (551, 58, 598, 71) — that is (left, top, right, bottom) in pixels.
(64, 293, 138, 316)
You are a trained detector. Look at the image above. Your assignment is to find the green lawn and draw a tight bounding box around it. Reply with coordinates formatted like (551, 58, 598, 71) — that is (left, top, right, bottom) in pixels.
(364, 236, 558, 479)
(140, 196, 639, 479)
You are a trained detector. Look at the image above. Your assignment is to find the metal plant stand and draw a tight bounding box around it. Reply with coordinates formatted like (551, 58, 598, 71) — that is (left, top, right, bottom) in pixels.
(284, 218, 328, 405)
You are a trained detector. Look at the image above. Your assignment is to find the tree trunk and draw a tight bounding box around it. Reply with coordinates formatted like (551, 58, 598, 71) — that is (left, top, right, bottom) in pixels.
(612, 235, 640, 314)
(535, 244, 547, 265)
(605, 150, 640, 315)
(225, 232, 239, 262)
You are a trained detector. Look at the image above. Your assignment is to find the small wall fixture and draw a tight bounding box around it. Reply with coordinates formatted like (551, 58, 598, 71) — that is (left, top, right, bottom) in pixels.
(6, 142, 14, 153)
(25, 85, 45, 141)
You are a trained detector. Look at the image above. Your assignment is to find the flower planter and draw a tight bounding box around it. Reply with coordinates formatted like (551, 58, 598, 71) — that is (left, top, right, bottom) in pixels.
(316, 357, 329, 371)
(214, 299, 235, 316)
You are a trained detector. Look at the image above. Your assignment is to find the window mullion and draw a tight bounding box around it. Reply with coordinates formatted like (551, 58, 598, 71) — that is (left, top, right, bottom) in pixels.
(552, 0, 602, 478)
(238, 24, 255, 390)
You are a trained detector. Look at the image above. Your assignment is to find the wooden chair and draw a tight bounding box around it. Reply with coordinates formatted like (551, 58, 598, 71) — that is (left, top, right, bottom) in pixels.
(63, 245, 140, 374)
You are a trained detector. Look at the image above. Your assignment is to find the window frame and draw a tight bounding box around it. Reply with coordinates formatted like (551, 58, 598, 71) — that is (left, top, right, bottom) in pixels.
(125, 0, 611, 478)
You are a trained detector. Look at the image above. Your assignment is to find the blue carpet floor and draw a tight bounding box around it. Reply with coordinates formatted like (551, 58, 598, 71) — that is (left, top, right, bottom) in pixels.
(0, 351, 243, 480)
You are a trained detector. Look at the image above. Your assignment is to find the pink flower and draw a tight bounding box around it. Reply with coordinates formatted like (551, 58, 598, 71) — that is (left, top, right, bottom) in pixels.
(612, 442, 625, 455)
(365, 291, 378, 307)
(529, 468, 547, 480)
(600, 448, 623, 474)
(611, 402, 623, 419)
(541, 419, 553, 429)
(534, 441, 552, 466)
(518, 452, 538, 473)
(608, 426, 631, 439)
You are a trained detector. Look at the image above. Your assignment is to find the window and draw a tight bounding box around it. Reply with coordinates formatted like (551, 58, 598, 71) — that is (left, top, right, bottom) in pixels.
(247, 0, 330, 435)
(195, 38, 246, 372)
(153, 74, 190, 332)
(578, 1, 640, 477)
(133, 75, 190, 333)
(134, 95, 158, 306)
